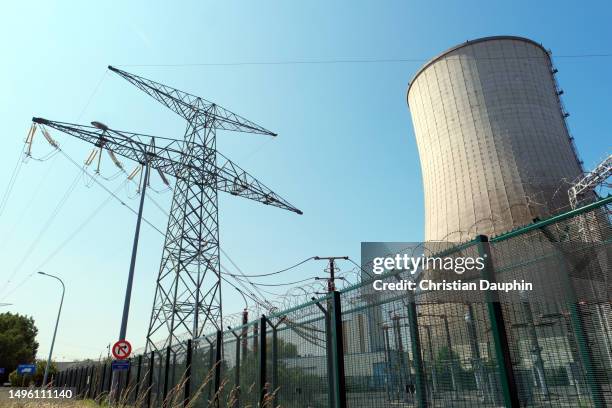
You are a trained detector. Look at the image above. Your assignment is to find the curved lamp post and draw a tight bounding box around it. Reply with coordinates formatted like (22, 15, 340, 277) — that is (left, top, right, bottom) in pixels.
(38, 271, 65, 388)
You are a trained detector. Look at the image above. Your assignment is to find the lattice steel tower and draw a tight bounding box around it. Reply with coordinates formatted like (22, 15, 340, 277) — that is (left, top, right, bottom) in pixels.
(107, 67, 302, 351)
(34, 67, 302, 352)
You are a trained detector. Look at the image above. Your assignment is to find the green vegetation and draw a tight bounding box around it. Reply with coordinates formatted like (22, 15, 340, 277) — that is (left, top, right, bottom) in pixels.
(0, 312, 38, 384)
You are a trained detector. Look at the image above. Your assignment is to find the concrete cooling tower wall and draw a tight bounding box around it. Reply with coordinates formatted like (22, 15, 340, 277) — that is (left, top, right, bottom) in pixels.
(407, 36, 584, 242)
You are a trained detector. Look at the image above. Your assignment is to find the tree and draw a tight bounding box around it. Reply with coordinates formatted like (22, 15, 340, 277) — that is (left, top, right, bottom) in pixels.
(0, 312, 39, 384)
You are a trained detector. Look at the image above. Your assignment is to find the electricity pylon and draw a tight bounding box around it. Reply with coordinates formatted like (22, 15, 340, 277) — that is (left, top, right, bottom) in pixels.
(32, 68, 301, 351)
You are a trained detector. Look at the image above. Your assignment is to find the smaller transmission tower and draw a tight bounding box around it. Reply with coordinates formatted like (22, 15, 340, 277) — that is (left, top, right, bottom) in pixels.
(569, 153, 612, 209)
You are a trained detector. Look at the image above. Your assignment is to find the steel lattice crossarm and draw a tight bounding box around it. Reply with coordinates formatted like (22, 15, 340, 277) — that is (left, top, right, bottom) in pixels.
(108, 66, 277, 136)
(569, 153, 612, 209)
(31, 117, 302, 215)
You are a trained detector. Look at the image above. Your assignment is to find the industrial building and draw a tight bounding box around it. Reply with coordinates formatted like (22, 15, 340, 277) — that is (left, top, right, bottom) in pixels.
(407, 36, 584, 242)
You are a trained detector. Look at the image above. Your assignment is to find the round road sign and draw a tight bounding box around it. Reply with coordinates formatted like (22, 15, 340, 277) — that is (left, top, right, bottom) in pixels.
(112, 340, 132, 360)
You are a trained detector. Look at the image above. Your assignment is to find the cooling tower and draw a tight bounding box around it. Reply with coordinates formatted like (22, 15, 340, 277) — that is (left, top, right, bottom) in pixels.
(407, 36, 584, 242)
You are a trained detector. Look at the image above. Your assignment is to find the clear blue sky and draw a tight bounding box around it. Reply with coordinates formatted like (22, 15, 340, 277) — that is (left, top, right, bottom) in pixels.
(1, 1, 610, 361)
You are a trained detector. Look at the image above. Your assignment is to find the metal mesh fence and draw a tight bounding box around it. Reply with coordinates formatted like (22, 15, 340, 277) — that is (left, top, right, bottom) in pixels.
(56, 196, 611, 407)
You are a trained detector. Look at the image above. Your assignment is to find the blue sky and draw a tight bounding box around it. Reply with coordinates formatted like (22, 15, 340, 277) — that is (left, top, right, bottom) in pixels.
(1, 1, 610, 361)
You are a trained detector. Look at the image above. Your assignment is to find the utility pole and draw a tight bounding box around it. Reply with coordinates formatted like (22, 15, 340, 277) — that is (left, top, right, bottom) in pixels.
(314, 256, 348, 292)
(119, 140, 152, 343)
(314, 255, 348, 408)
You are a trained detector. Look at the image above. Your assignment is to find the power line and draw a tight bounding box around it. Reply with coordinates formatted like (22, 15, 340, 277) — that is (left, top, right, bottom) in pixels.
(0, 144, 26, 220)
(0, 168, 82, 297)
(0, 144, 167, 301)
(220, 265, 273, 310)
(220, 275, 269, 310)
(220, 248, 272, 303)
(0, 155, 60, 253)
(76, 71, 108, 122)
(230, 274, 316, 287)
(57, 149, 166, 236)
(115, 53, 612, 68)
(0, 181, 127, 302)
(223, 257, 315, 278)
(0, 70, 111, 298)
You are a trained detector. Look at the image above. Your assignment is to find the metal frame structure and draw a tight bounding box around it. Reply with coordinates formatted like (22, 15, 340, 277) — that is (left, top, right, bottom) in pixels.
(32, 67, 301, 352)
(569, 153, 611, 209)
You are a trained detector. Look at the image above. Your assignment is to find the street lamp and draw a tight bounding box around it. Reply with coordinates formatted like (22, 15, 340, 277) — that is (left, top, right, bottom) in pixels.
(37, 271, 65, 388)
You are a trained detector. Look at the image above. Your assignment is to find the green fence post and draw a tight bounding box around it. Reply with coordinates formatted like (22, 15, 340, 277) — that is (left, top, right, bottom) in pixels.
(259, 315, 267, 407)
(89, 365, 96, 399)
(204, 336, 215, 402)
(477, 235, 520, 408)
(264, 316, 286, 407)
(82, 367, 88, 399)
(74, 367, 79, 396)
(230, 330, 241, 408)
(163, 346, 171, 407)
(270, 319, 279, 407)
(214, 330, 222, 408)
(228, 327, 244, 408)
(86, 366, 91, 397)
(78, 366, 84, 397)
(184, 340, 192, 407)
(331, 291, 347, 408)
(135, 355, 142, 404)
(406, 293, 427, 407)
(98, 364, 106, 402)
(157, 351, 164, 403)
(314, 297, 336, 408)
(146, 351, 154, 408)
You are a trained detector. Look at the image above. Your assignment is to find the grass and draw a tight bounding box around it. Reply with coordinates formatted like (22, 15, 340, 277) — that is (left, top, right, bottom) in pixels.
(0, 363, 278, 408)
(0, 400, 99, 407)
